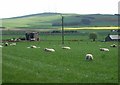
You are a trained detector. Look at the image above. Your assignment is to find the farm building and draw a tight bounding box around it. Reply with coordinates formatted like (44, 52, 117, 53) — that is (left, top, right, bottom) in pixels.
(105, 34, 120, 41)
(25, 32, 40, 41)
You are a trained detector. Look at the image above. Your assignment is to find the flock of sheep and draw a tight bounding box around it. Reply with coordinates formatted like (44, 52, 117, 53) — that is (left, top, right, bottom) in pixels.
(0, 42, 118, 61)
(27, 45, 71, 52)
(0, 42, 16, 47)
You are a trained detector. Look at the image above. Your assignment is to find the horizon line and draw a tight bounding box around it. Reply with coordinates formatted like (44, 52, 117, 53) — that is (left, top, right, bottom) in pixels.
(1, 12, 118, 19)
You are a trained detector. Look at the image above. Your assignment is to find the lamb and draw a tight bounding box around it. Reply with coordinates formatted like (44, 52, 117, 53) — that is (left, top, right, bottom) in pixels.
(10, 43, 16, 46)
(62, 46, 71, 50)
(44, 48, 55, 52)
(30, 45, 37, 48)
(100, 48, 109, 52)
(4, 42, 9, 46)
(110, 44, 117, 47)
(0, 45, 3, 48)
(85, 54, 93, 61)
(27, 45, 40, 48)
(10, 38, 14, 41)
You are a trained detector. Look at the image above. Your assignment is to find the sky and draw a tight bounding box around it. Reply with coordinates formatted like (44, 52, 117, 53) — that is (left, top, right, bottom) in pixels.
(0, 0, 119, 18)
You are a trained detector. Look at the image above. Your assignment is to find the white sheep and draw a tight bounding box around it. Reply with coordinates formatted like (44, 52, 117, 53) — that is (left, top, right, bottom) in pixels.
(62, 46, 71, 50)
(10, 43, 16, 46)
(31, 45, 37, 48)
(85, 54, 93, 61)
(110, 44, 117, 47)
(27, 45, 40, 48)
(0, 45, 3, 48)
(44, 48, 55, 52)
(5, 42, 9, 46)
(10, 38, 14, 41)
(100, 48, 109, 52)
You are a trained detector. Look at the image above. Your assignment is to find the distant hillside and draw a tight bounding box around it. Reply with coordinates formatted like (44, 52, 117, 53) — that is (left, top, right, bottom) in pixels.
(2, 13, 118, 29)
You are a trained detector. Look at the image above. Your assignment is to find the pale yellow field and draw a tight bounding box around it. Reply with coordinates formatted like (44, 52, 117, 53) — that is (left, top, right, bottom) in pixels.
(2, 27, 119, 31)
(60, 27, 119, 30)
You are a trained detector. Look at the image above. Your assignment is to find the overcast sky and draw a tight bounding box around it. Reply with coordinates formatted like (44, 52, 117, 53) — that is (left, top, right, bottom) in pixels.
(0, 0, 119, 18)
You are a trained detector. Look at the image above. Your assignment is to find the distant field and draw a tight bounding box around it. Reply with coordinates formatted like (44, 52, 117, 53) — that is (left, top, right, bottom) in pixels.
(1, 27, 118, 32)
(1, 29, 118, 41)
(2, 13, 118, 29)
(64, 27, 118, 30)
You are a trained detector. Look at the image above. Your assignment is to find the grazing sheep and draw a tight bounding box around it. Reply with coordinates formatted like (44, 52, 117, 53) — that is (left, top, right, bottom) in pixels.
(31, 45, 37, 48)
(4, 42, 9, 46)
(0, 45, 3, 48)
(14, 38, 17, 41)
(62, 46, 71, 50)
(10, 38, 17, 42)
(110, 44, 117, 47)
(100, 48, 109, 52)
(44, 48, 55, 52)
(10, 43, 16, 46)
(17, 38, 21, 41)
(10, 38, 14, 41)
(85, 54, 93, 61)
(27, 45, 40, 48)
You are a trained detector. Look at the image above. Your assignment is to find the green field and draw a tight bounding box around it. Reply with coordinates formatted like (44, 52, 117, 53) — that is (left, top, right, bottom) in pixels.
(2, 13, 117, 29)
(2, 29, 119, 83)
(1, 12, 119, 83)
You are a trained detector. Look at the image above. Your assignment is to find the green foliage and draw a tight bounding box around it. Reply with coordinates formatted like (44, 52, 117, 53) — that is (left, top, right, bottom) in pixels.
(89, 32, 98, 41)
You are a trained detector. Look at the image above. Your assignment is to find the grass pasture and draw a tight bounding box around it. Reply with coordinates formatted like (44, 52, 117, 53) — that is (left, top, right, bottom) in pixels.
(2, 40, 118, 83)
(1, 28, 119, 83)
(1, 12, 118, 83)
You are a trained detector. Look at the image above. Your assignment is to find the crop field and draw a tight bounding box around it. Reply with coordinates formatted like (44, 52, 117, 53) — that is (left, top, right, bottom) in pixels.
(1, 29, 119, 83)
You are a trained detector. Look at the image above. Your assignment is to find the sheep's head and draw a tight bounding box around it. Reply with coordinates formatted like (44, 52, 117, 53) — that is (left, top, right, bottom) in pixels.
(85, 54, 93, 61)
(113, 44, 117, 47)
(5, 42, 8, 46)
(44, 48, 47, 51)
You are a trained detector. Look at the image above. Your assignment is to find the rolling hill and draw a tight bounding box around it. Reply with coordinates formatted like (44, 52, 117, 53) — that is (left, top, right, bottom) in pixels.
(1, 13, 118, 29)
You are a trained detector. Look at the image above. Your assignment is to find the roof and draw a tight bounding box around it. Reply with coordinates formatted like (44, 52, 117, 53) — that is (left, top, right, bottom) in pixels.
(109, 35, 120, 40)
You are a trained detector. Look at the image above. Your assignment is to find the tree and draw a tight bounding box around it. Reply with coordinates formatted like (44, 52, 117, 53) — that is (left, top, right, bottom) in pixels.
(89, 32, 97, 41)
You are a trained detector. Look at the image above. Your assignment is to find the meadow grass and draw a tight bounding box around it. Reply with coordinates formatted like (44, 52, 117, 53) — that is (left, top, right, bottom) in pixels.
(2, 40, 118, 83)
(1, 29, 118, 83)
